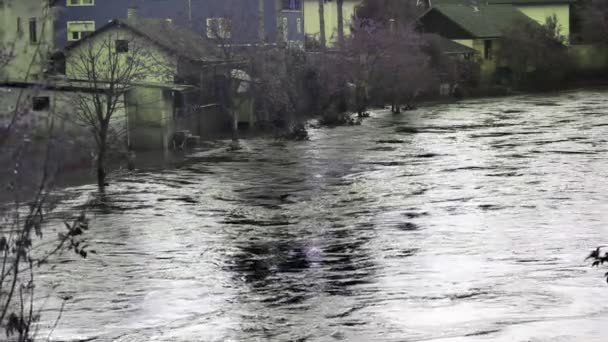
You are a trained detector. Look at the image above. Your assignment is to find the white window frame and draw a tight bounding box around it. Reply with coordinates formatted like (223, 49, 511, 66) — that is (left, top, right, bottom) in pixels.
(67, 20, 95, 41)
(206, 17, 231, 39)
(282, 17, 288, 41)
(67, 0, 94, 6)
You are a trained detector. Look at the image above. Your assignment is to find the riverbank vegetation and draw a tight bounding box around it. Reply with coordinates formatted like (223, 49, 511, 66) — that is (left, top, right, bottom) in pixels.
(0, 22, 92, 341)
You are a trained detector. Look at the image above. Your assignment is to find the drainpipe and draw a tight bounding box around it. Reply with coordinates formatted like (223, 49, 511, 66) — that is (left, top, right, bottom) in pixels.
(188, 0, 192, 28)
(258, 0, 265, 43)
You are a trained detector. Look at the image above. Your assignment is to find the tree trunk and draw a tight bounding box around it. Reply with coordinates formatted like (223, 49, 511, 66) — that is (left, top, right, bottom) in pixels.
(337, 0, 344, 46)
(96, 123, 108, 188)
(318, 0, 326, 49)
(232, 109, 239, 141)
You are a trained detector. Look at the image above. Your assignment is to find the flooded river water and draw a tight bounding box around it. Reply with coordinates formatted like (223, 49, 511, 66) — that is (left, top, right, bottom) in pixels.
(41, 89, 608, 341)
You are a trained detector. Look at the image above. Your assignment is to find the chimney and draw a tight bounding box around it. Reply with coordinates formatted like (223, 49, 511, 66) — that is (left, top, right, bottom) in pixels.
(127, 6, 138, 21)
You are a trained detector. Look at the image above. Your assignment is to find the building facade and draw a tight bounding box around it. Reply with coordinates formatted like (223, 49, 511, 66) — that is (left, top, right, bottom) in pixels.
(303, 0, 360, 47)
(52, 0, 305, 49)
(0, 0, 55, 81)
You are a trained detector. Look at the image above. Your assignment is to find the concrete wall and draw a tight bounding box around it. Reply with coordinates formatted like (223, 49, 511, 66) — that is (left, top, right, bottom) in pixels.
(0, 84, 127, 140)
(0, 0, 54, 81)
(303, 0, 360, 45)
(65, 26, 177, 84)
(516, 4, 570, 41)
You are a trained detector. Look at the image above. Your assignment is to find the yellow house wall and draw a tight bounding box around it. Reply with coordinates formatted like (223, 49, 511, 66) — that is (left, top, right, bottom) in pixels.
(65, 26, 177, 84)
(126, 86, 174, 150)
(466, 39, 499, 84)
(453, 39, 474, 49)
(0, 0, 54, 81)
(516, 4, 570, 40)
(452, 39, 497, 83)
(303, 0, 360, 45)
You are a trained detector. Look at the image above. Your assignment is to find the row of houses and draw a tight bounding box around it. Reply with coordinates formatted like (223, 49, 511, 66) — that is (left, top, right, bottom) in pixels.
(0, 0, 596, 151)
(1, 0, 368, 150)
(418, 0, 578, 83)
(1, 0, 363, 150)
(2, 0, 362, 81)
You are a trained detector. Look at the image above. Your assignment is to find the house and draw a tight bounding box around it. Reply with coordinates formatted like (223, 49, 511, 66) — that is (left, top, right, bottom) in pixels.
(419, 3, 540, 82)
(0, 80, 127, 140)
(432, 0, 575, 41)
(52, 0, 304, 49)
(485, 0, 574, 40)
(62, 16, 236, 150)
(302, 0, 360, 47)
(278, 0, 306, 47)
(0, 0, 55, 81)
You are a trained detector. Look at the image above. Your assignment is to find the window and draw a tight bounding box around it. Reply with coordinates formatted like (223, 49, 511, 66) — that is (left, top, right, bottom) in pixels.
(67, 21, 95, 41)
(484, 40, 493, 60)
(206, 18, 231, 39)
(282, 0, 302, 10)
(29, 18, 37, 43)
(115, 40, 129, 53)
(16, 17, 22, 36)
(67, 0, 94, 6)
(32, 97, 50, 111)
(282, 17, 288, 41)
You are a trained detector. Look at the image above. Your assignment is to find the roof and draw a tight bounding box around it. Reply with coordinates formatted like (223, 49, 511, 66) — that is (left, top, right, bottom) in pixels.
(64, 18, 223, 63)
(484, 0, 576, 3)
(1, 79, 195, 93)
(423, 34, 478, 55)
(433, 0, 575, 4)
(422, 4, 538, 38)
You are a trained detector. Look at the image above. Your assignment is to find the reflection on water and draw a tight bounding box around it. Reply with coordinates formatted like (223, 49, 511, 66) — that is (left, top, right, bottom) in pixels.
(38, 89, 608, 341)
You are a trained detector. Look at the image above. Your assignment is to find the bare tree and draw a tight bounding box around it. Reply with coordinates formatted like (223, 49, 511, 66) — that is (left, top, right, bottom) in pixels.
(206, 10, 260, 150)
(355, 0, 425, 26)
(0, 7, 91, 341)
(65, 33, 157, 188)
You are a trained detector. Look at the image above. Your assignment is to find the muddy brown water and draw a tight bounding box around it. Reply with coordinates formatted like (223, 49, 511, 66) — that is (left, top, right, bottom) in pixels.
(38, 89, 608, 341)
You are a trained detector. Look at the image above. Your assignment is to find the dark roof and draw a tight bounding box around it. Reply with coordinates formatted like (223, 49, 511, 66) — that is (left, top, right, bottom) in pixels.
(433, 0, 575, 4)
(423, 34, 478, 55)
(65, 18, 223, 63)
(422, 4, 537, 38)
(484, 0, 575, 3)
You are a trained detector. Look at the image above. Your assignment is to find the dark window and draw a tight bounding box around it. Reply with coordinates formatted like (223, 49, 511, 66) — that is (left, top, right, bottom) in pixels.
(282, 0, 302, 10)
(32, 97, 50, 111)
(29, 18, 37, 43)
(484, 40, 493, 60)
(115, 40, 129, 53)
